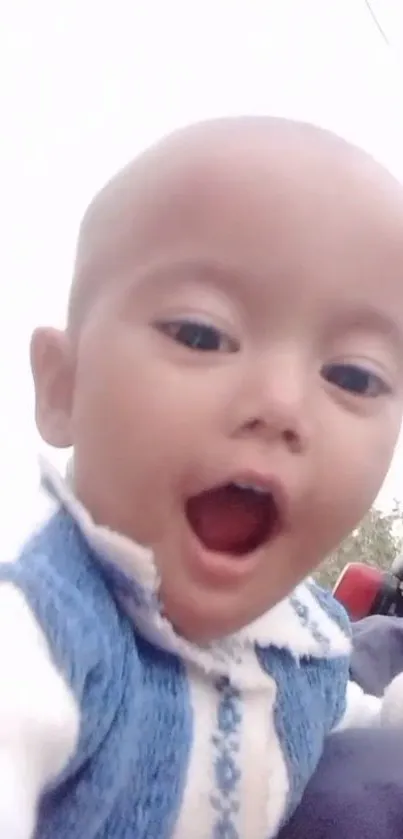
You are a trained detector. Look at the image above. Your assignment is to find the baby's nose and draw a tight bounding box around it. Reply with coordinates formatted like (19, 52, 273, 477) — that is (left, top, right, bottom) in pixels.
(232, 355, 312, 453)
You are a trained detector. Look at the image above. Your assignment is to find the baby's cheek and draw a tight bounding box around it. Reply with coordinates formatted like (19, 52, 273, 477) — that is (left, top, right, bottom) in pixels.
(313, 425, 392, 539)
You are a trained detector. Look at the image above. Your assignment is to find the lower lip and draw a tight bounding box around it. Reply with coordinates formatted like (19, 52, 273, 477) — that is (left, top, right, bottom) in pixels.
(181, 523, 262, 585)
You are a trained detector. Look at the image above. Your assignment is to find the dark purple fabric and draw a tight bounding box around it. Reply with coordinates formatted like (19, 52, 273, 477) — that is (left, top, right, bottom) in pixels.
(279, 728, 403, 839)
(279, 616, 403, 839)
(351, 615, 403, 696)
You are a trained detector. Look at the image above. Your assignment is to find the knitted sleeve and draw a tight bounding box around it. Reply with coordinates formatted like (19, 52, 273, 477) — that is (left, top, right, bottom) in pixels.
(309, 592, 403, 732)
(0, 511, 137, 794)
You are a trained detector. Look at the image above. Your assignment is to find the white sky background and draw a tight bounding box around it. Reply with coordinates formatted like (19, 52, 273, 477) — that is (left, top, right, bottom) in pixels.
(1, 0, 403, 558)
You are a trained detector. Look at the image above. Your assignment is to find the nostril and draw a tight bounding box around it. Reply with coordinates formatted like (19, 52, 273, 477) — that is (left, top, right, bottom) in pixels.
(244, 420, 302, 452)
(283, 428, 302, 452)
(243, 417, 261, 431)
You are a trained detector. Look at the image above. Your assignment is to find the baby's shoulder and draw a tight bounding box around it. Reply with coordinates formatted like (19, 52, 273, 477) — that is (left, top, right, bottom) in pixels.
(256, 581, 351, 736)
(0, 509, 137, 698)
(0, 510, 180, 806)
(305, 578, 351, 638)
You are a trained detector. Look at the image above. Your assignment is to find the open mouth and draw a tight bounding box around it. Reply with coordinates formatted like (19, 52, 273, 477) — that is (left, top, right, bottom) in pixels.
(185, 481, 282, 557)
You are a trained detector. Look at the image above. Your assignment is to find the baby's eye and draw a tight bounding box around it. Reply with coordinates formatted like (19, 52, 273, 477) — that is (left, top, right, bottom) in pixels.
(322, 363, 389, 397)
(156, 319, 239, 353)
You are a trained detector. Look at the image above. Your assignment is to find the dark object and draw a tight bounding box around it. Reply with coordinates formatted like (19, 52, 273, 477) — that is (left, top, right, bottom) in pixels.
(351, 615, 403, 696)
(333, 561, 403, 620)
(278, 728, 403, 839)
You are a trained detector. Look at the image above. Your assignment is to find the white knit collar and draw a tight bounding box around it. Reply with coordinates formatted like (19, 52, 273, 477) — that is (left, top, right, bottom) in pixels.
(40, 457, 350, 687)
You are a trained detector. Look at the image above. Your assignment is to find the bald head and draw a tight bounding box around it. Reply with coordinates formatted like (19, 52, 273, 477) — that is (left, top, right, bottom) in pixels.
(68, 116, 403, 332)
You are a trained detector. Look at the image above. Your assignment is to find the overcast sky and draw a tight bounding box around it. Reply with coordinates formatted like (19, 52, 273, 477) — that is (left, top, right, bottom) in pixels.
(1, 0, 403, 557)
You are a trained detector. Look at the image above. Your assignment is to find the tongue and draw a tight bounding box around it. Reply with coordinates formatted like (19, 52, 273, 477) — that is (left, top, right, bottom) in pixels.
(186, 484, 272, 555)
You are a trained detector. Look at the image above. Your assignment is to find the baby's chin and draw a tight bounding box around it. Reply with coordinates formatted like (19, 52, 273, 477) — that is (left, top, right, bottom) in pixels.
(160, 579, 263, 644)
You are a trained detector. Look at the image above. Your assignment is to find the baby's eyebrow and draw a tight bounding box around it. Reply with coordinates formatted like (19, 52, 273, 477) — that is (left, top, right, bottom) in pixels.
(135, 258, 245, 288)
(335, 306, 403, 356)
(127, 258, 265, 307)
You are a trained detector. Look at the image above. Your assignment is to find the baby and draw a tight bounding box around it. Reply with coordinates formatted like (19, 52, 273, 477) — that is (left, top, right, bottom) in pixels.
(2, 116, 403, 839)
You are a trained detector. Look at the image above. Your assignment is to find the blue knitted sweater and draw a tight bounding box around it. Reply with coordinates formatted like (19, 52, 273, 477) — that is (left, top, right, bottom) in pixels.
(0, 464, 353, 839)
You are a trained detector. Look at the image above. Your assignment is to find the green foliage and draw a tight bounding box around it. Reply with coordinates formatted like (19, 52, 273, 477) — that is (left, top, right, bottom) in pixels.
(315, 502, 403, 589)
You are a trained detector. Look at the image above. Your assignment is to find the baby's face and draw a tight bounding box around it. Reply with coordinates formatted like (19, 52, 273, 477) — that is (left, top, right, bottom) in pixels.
(33, 122, 403, 641)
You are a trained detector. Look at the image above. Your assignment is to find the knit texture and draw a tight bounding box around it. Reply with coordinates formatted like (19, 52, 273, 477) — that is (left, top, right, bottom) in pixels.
(0, 506, 351, 839)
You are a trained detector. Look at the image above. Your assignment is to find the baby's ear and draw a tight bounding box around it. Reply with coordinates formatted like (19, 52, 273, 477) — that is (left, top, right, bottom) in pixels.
(30, 327, 75, 448)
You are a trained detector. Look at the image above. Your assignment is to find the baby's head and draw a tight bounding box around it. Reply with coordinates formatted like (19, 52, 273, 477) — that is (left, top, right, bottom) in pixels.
(31, 117, 403, 641)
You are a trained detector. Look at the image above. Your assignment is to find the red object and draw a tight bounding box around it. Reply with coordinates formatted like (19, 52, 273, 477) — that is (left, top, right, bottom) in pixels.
(333, 562, 387, 620)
